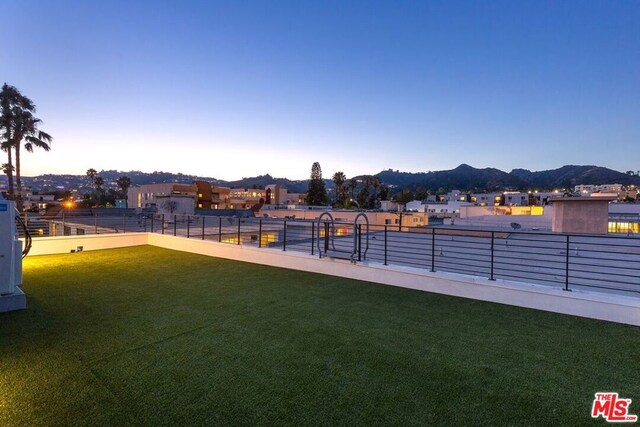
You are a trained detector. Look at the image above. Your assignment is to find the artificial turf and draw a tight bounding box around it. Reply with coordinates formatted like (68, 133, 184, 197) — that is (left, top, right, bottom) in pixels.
(1, 245, 639, 425)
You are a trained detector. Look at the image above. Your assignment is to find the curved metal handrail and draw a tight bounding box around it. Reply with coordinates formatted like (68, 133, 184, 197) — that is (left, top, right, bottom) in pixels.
(316, 212, 335, 257)
(15, 211, 32, 258)
(352, 213, 370, 262)
(317, 211, 370, 262)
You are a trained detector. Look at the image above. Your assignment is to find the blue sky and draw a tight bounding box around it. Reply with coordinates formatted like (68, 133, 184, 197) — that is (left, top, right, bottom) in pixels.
(2, 0, 638, 180)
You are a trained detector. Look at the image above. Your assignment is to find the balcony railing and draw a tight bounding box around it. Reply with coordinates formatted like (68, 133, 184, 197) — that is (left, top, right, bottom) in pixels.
(22, 212, 640, 296)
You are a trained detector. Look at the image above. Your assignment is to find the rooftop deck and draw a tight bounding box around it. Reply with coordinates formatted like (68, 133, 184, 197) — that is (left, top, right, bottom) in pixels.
(2, 246, 639, 424)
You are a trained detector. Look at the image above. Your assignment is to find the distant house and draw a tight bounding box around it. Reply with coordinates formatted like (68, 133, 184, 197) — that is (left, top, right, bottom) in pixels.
(128, 181, 305, 213)
(128, 182, 231, 211)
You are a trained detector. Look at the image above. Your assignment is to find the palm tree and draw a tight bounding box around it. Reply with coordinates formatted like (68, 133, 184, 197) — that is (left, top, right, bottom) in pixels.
(0, 83, 52, 210)
(86, 168, 97, 185)
(332, 171, 347, 206)
(116, 176, 131, 198)
(0, 83, 26, 199)
(13, 108, 52, 211)
(95, 176, 105, 204)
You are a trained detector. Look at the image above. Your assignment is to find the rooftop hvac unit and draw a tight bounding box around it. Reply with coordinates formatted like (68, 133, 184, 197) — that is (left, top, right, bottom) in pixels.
(0, 199, 27, 312)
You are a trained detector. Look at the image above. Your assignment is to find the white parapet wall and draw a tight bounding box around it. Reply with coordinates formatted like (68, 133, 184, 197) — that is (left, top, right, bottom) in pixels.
(25, 233, 640, 326)
(28, 233, 148, 256)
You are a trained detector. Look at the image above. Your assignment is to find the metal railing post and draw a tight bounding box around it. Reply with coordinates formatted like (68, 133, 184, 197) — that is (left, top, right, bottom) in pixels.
(283, 220, 287, 251)
(258, 219, 262, 248)
(201, 216, 205, 240)
(311, 221, 315, 255)
(565, 235, 571, 291)
(151, 215, 154, 233)
(384, 225, 388, 265)
(187, 215, 190, 238)
(237, 219, 241, 245)
(358, 224, 362, 261)
(218, 217, 222, 242)
(95, 213, 98, 234)
(431, 228, 436, 272)
(173, 215, 177, 236)
(489, 231, 495, 280)
(123, 214, 126, 234)
(161, 215, 165, 235)
(324, 222, 329, 254)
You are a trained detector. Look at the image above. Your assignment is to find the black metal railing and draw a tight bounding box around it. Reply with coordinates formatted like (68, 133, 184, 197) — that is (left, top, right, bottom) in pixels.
(27, 213, 640, 296)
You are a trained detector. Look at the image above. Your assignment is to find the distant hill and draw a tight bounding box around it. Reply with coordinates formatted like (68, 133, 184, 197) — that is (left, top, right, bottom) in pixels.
(375, 164, 526, 192)
(2, 164, 638, 194)
(508, 165, 640, 189)
(97, 171, 316, 193)
(97, 170, 219, 186)
(374, 164, 640, 192)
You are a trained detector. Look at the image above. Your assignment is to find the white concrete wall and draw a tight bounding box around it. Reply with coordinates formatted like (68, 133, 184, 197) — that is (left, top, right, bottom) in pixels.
(405, 200, 425, 212)
(425, 201, 473, 214)
(28, 233, 148, 256)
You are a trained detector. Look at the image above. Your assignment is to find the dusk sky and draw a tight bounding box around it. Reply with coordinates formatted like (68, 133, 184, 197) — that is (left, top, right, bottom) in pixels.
(3, 1, 638, 180)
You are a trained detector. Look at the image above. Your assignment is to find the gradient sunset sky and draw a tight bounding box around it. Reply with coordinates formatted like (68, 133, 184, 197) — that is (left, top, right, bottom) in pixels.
(2, 0, 638, 180)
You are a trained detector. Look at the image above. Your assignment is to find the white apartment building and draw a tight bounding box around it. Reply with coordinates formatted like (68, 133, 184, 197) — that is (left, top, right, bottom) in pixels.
(503, 192, 529, 206)
(575, 184, 623, 194)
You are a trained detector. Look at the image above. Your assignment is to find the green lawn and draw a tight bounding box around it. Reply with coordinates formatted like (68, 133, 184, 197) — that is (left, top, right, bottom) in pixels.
(1, 246, 639, 425)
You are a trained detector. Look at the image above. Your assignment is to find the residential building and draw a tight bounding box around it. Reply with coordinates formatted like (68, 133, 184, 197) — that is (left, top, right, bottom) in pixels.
(503, 192, 529, 206)
(379, 200, 399, 212)
(470, 193, 502, 206)
(575, 184, 624, 195)
(128, 182, 211, 210)
(129, 182, 304, 212)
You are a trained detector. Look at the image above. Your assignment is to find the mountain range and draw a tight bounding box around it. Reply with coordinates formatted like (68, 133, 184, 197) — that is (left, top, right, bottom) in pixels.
(1, 164, 639, 194)
(373, 164, 640, 192)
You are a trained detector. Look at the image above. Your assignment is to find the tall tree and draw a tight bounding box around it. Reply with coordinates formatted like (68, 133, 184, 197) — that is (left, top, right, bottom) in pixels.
(306, 162, 328, 206)
(94, 176, 105, 206)
(86, 168, 97, 185)
(357, 175, 372, 208)
(0, 83, 52, 210)
(395, 189, 415, 205)
(332, 171, 347, 206)
(116, 175, 131, 198)
(0, 84, 27, 199)
(14, 109, 52, 210)
(349, 178, 358, 200)
(94, 176, 104, 192)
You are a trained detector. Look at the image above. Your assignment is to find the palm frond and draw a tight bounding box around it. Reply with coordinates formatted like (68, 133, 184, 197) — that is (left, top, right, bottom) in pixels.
(24, 135, 51, 152)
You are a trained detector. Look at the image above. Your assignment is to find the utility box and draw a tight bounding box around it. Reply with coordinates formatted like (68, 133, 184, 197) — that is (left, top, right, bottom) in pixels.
(0, 200, 25, 312)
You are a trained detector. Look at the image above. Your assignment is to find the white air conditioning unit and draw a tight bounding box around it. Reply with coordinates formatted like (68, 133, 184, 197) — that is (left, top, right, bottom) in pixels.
(0, 200, 23, 295)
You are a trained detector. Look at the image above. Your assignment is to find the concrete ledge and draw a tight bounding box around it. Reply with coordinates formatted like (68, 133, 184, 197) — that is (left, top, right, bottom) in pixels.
(0, 287, 26, 313)
(149, 234, 640, 327)
(28, 233, 148, 256)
